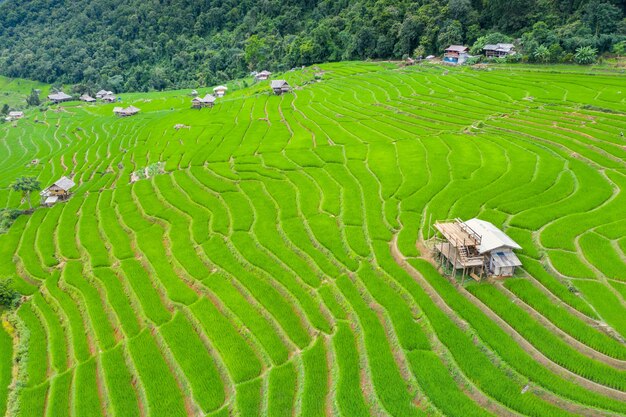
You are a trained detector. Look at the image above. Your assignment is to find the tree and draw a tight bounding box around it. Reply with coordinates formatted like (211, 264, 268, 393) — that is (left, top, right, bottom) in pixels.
(470, 32, 512, 55)
(437, 20, 464, 52)
(0, 104, 8, 116)
(245, 35, 267, 70)
(0, 278, 18, 308)
(583, 1, 622, 36)
(574, 46, 598, 64)
(613, 41, 626, 58)
(26, 88, 41, 107)
(11, 177, 41, 209)
(533, 44, 551, 63)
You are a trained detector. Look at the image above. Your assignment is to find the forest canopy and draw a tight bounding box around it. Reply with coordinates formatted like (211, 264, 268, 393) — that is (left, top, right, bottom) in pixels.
(0, 0, 624, 91)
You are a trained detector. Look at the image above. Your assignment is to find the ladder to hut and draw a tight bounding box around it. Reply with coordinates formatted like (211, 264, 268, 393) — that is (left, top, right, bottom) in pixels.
(453, 218, 481, 264)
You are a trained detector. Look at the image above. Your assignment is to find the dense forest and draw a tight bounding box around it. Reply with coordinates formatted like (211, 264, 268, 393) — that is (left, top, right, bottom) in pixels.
(0, 0, 624, 91)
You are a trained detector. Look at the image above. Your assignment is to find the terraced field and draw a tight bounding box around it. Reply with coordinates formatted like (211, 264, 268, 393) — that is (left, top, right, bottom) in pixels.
(1, 62, 626, 417)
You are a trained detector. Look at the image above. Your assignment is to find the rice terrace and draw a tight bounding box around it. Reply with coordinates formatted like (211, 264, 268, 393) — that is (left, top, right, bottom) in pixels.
(1, 61, 626, 417)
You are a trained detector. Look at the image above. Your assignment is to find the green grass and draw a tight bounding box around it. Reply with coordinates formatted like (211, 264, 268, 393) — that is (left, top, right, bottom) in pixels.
(128, 330, 187, 417)
(504, 278, 626, 360)
(160, 312, 225, 413)
(100, 346, 141, 417)
(73, 358, 104, 417)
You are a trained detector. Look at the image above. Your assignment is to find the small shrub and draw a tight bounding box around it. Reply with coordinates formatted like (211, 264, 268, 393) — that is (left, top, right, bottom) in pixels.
(0, 279, 19, 308)
(574, 46, 597, 65)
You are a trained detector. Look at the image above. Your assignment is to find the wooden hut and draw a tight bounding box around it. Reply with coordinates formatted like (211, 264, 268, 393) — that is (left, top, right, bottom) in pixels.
(191, 94, 216, 109)
(114, 106, 140, 117)
(80, 94, 96, 103)
(483, 43, 515, 58)
(443, 45, 469, 65)
(432, 218, 522, 280)
(271, 80, 291, 95)
(5, 111, 24, 121)
(47, 92, 73, 104)
(255, 70, 272, 81)
(213, 85, 228, 97)
(96, 90, 113, 99)
(102, 94, 117, 103)
(40, 176, 75, 205)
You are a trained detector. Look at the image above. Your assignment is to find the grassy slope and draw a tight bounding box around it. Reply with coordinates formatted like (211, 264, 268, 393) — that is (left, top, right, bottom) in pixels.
(0, 61, 625, 416)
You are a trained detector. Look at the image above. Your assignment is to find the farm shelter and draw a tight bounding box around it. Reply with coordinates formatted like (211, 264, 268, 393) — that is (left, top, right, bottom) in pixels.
(40, 176, 75, 205)
(483, 43, 516, 58)
(102, 94, 117, 103)
(96, 90, 114, 99)
(255, 70, 272, 81)
(47, 91, 72, 104)
(431, 218, 522, 279)
(443, 45, 469, 65)
(213, 85, 228, 97)
(113, 106, 140, 117)
(191, 94, 216, 109)
(271, 80, 291, 95)
(80, 94, 96, 102)
(5, 111, 24, 121)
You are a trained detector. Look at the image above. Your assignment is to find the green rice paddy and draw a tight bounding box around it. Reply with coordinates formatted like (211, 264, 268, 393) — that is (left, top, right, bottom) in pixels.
(0, 61, 625, 416)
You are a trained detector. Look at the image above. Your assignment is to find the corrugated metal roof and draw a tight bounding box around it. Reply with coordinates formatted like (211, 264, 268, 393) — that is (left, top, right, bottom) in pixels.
(491, 250, 522, 268)
(464, 218, 521, 254)
(445, 45, 468, 52)
(48, 92, 72, 100)
(271, 80, 289, 89)
(54, 176, 75, 191)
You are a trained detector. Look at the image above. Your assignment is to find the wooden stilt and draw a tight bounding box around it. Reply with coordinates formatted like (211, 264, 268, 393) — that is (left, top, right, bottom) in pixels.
(451, 239, 458, 280)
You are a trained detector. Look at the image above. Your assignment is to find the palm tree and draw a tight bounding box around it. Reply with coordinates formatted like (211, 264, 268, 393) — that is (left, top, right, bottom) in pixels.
(11, 177, 41, 209)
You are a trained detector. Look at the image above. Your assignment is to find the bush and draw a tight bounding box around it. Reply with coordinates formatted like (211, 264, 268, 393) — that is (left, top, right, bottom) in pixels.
(0, 209, 23, 233)
(574, 46, 597, 64)
(505, 53, 522, 63)
(0, 279, 19, 308)
(465, 56, 482, 65)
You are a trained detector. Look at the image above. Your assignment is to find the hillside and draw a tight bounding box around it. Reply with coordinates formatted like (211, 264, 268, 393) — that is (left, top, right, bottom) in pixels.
(0, 62, 626, 416)
(0, 0, 624, 90)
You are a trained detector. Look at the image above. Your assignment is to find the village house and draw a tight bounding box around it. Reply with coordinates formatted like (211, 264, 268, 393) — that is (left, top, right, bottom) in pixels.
(191, 94, 216, 109)
(113, 106, 140, 117)
(483, 43, 516, 58)
(271, 80, 291, 95)
(443, 45, 469, 65)
(213, 85, 228, 97)
(102, 94, 117, 103)
(47, 92, 73, 104)
(406, 57, 416, 66)
(190, 90, 198, 97)
(432, 218, 522, 280)
(80, 94, 96, 103)
(96, 90, 114, 99)
(40, 176, 75, 206)
(255, 70, 272, 81)
(5, 111, 24, 121)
